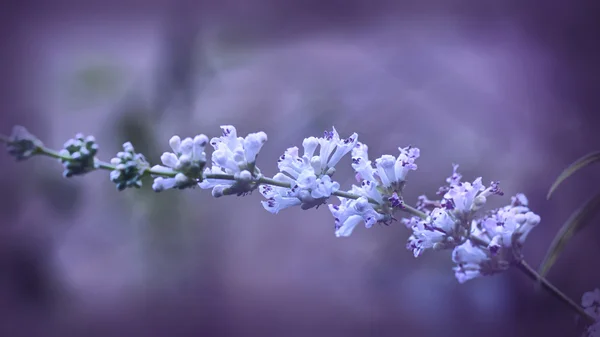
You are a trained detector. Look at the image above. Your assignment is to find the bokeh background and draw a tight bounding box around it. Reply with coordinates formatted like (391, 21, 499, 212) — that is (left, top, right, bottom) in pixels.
(1, 1, 600, 336)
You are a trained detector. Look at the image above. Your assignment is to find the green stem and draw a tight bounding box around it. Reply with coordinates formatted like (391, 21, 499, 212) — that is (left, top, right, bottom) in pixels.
(515, 259, 596, 324)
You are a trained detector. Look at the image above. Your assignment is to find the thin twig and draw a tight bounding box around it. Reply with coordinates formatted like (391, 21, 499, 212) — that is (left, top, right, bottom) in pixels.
(515, 259, 596, 324)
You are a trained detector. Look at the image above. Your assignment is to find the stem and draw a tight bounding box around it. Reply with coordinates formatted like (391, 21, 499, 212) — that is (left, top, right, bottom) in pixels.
(1, 132, 455, 212)
(400, 204, 429, 220)
(515, 259, 596, 324)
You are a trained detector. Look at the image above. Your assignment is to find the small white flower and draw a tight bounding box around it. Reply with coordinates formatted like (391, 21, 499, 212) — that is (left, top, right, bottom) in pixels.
(244, 131, 268, 163)
(259, 173, 301, 214)
(372, 145, 420, 189)
(351, 142, 376, 182)
(443, 177, 485, 214)
(151, 134, 208, 192)
(329, 196, 385, 237)
(452, 240, 491, 283)
(316, 127, 358, 174)
(199, 126, 268, 196)
(407, 208, 459, 257)
(476, 194, 541, 251)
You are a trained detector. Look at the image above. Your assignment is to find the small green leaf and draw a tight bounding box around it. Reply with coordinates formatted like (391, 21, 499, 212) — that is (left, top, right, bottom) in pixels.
(547, 151, 600, 199)
(538, 191, 600, 278)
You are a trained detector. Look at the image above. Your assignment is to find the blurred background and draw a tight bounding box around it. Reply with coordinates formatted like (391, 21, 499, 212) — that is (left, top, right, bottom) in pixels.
(1, 0, 599, 336)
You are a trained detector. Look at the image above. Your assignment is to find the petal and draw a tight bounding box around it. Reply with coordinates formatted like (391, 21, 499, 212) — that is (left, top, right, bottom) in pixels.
(169, 136, 181, 154)
(335, 214, 363, 237)
(243, 131, 268, 163)
(161, 152, 179, 168)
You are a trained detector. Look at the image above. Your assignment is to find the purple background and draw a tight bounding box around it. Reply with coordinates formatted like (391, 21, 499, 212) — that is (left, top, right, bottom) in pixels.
(1, 1, 600, 336)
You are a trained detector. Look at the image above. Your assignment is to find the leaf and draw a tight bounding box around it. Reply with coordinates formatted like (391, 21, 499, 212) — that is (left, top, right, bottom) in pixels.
(547, 151, 600, 199)
(538, 191, 600, 278)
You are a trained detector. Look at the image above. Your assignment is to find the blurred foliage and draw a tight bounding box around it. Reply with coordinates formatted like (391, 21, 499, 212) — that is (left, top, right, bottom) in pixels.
(546, 151, 600, 199)
(538, 151, 600, 278)
(70, 61, 126, 103)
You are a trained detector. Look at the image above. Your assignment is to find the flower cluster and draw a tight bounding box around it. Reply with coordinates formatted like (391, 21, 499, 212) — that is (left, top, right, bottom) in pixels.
(199, 125, 268, 197)
(6, 126, 44, 161)
(151, 134, 209, 192)
(405, 165, 541, 283)
(109, 142, 150, 191)
(1, 124, 544, 287)
(327, 141, 420, 237)
(259, 127, 357, 214)
(59, 133, 99, 177)
(4, 121, 597, 337)
(583, 289, 600, 336)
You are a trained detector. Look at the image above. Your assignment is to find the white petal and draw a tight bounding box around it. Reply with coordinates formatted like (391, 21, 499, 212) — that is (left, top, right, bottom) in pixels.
(302, 137, 319, 158)
(243, 131, 268, 163)
(335, 215, 363, 237)
(169, 136, 181, 154)
(161, 152, 179, 168)
(179, 138, 194, 156)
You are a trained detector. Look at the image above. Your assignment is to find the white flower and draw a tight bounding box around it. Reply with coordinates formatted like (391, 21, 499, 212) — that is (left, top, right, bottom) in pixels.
(315, 127, 358, 174)
(151, 134, 208, 192)
(199, 125, 267, 196)
(259, 171, 341, 213)
(443, 177, 485, 214)
(372, 146, 420, 189)
(476, 194, 541, 252)
(452, 240, 491, 283)
(259, 173, 301, 213)
(259, 127, 355, 214)
(329, 196, 385, 237)
(351, 142, 376, 182)
(407, 208, 459, 257)
(582, 288, 600, 320)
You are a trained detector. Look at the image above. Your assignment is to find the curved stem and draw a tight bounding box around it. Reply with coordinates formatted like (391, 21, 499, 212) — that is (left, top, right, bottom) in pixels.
(515, 259, 596, 324)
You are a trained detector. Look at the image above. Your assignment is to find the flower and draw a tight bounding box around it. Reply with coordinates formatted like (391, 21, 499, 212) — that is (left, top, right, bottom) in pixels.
(582, 289, 600, 320)
(406, 166, 506, 256)
(259, 173, 301, 213)
(477, 195, 541, 253)
(329, 196, 385, 237)
(407, 207, 460, 257)
(582, 289, 600, 337)
(109, 142, 149, 191)
(373, 146, 420, 189)
(6, 125, 43, 161)
(59, 133, 99, 177)
(259, 127, 355, 214)
(199, 125, 268, 196)
(451, 240, 509, 283)
(446, 192, 540, 283)
(314, 127, 358, 175)
(151, 134, 208, 192)
(351, 142, 420, 192)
